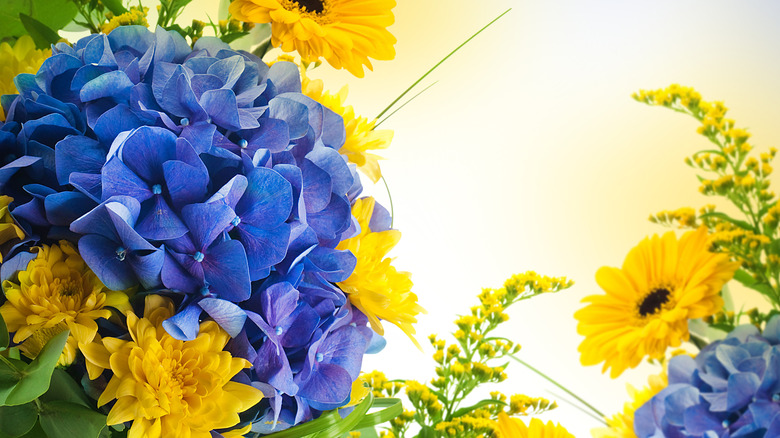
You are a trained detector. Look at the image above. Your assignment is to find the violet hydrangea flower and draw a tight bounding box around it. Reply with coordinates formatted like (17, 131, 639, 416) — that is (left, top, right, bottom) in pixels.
(635, 316, 780, 437)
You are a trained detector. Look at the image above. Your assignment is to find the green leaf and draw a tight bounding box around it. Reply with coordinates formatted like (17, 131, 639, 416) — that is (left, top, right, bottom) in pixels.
(39, 400, 106, 438)
(698, 212, 756, 232)
(220, 32, 250, 44)
(39, 369, 90, 407)
(0, 0, 78, 40)
(14, 420, 44, 438)
(418, 426, 437, 438)
(732, 269, 776, 299)
(0, 358, 24, 405)
(451, 398, 507, 419)
(19, 13, 60, 49)
(0, 402, 38, 438)
(264, 394, 376, 438)
(312, 393, 374, 437)
(352, 398, 403, 430)
(5, 330, 69, 406)
(0, 313, 8, 350)
(100, 0, 128, 15)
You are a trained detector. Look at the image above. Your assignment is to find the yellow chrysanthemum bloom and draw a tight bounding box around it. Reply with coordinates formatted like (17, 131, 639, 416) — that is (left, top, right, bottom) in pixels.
(302, 74, 392, 182)
(496, 413, 574, 438)
(229, 0, 397, 77)
(0, 241, 130, 365)
(591, 371, 667, 438)
(575, 227, 739, 378)
(337, 197, 424, 347)
(0, 35, 50, 121)
(0, 196, 24, 262)
(80, 295, 262, 438)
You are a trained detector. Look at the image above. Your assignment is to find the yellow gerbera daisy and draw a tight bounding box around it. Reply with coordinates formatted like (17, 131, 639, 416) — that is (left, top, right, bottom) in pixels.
(0, 195, 24, 262)
(229, 0, 397, 77)
(80, 295, 263, 438)
(302, 74, 392, 182)
(591, 371, 667, 438)
(496, 413, 574, 438)
(0, 241, 130, 365)
(575, 227, 739, 378)
(0, 35, 50, 121)
(336, 197, 424, 347)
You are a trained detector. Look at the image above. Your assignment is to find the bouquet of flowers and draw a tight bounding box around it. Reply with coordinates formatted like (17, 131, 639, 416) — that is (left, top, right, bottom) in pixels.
(0, 0, 435, 436)
(573, 85, 780, 438)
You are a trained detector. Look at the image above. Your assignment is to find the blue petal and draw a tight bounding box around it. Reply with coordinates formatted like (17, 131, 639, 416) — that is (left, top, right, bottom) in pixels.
(79, 234, 139, 290)
(83, 34, 118, 67)
(119, 126, 177, 182)
(0, 251, 37, 283)
(307, 194, 352, 240)
(55, 136, 106, 185)
(269, 96, 308, 140)
(236, 223, 290, 280)
(70, 195, 140, 239)
(181, 202, 235, 250)
(136, 195, 188, 241)
(306, 146, 353, 196)
(163, 160, 209, 209)
(80, 70, 133, 102)
(301, 158, 332, 213)
(727, 372, 761, 411)
(253, 340, 298, 396)
(93, 104, 145, 146)
(44, 191, 95, 226)
(237, 167, 293, 226)
(163, 303, 202, 341)
(267, 62, 301, 94)
(206, 55, 244, 90)
(199, 298, 247, 337)
(101, 156, 152, 202)
(202, 239, 251, 302)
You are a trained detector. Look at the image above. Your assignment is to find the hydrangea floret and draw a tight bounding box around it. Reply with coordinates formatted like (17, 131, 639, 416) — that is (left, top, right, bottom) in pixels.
(634, 316, 780, 438)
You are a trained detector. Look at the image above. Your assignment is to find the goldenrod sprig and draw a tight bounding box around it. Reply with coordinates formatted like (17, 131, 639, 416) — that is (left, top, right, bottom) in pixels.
(368, 272, 572, 438)
(637, 84, 780, 316)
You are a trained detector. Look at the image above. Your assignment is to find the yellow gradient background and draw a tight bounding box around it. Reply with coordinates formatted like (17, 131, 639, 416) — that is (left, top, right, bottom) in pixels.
(183, 1, 780, 435)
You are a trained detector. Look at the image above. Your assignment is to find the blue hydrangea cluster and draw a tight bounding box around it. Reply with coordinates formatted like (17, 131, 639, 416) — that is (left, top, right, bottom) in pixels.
(0, 26, 380, 431)
(635, 316, 780, 438)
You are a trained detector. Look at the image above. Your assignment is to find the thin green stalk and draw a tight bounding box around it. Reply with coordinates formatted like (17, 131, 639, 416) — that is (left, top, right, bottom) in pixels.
(508, 354, 606, 419)
(380, 175, 395, 228)
(547, 390, 608, 425)
(374, 8, 511, 121)
(374, 81, 438, 128)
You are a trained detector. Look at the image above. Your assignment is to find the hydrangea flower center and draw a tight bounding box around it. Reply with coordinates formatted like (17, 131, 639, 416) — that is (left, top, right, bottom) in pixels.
(638, 288, 671, 317)
(116, 246, 127, 261)
(293, 0, 324, 14)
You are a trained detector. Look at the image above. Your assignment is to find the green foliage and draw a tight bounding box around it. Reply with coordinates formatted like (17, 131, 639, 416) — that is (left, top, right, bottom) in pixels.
(0, 313, 8, 351)
(0, 403, 37, 437)
(366, 272, 572, 438)
(19, 14, 60, 49)
(38, 400, 106, 438)
(0, 0, 77, 41)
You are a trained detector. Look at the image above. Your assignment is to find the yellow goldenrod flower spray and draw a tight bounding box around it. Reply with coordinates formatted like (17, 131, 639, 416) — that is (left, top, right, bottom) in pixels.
(365, 272, 574, 438)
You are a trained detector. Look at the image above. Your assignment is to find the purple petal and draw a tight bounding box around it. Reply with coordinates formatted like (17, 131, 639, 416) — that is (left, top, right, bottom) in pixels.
(55, 136, 105, 185)
(254, 340, 298, 396)
(269, 97, 308, 140)
(180, 202, 235, 250)
(119, 126, 177, 181)
(101, 156, 152, 202)
(163, 160, 208, 209)
(236, 223, 290, 280)
(297, 362, 352, 404)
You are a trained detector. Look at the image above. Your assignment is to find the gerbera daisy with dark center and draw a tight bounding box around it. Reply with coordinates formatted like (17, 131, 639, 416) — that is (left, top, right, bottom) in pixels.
(575, 227, 739, 378)
(229, 0, 397, 77)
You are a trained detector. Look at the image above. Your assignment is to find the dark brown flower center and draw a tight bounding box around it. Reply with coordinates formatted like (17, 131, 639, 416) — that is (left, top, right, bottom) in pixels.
(638, 288, 671, 317)
(295, 0, 324, 13)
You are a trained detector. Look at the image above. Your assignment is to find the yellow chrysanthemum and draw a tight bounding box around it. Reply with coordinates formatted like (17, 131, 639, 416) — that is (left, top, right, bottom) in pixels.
(496, 413, 574, 438)
(0, 35, 50, 121)
(0, 196, 24, 262)
(302, 74, 392, 182)
(591, 371, 667, 438)
(229, 0, 397, 77)
(80, 295, 263, 438)
(0, 241, 130, 365)
(336, 197, 424, 347)
(575, 227, 739, 378)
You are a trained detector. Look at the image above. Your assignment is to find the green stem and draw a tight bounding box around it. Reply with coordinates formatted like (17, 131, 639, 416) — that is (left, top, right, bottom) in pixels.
(508, 354, 606, 419)
(380, 175, 395, 228)
(374, 81, 438, 128)
(548, 390, 608, 425)
(374, 8, 511, 121)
